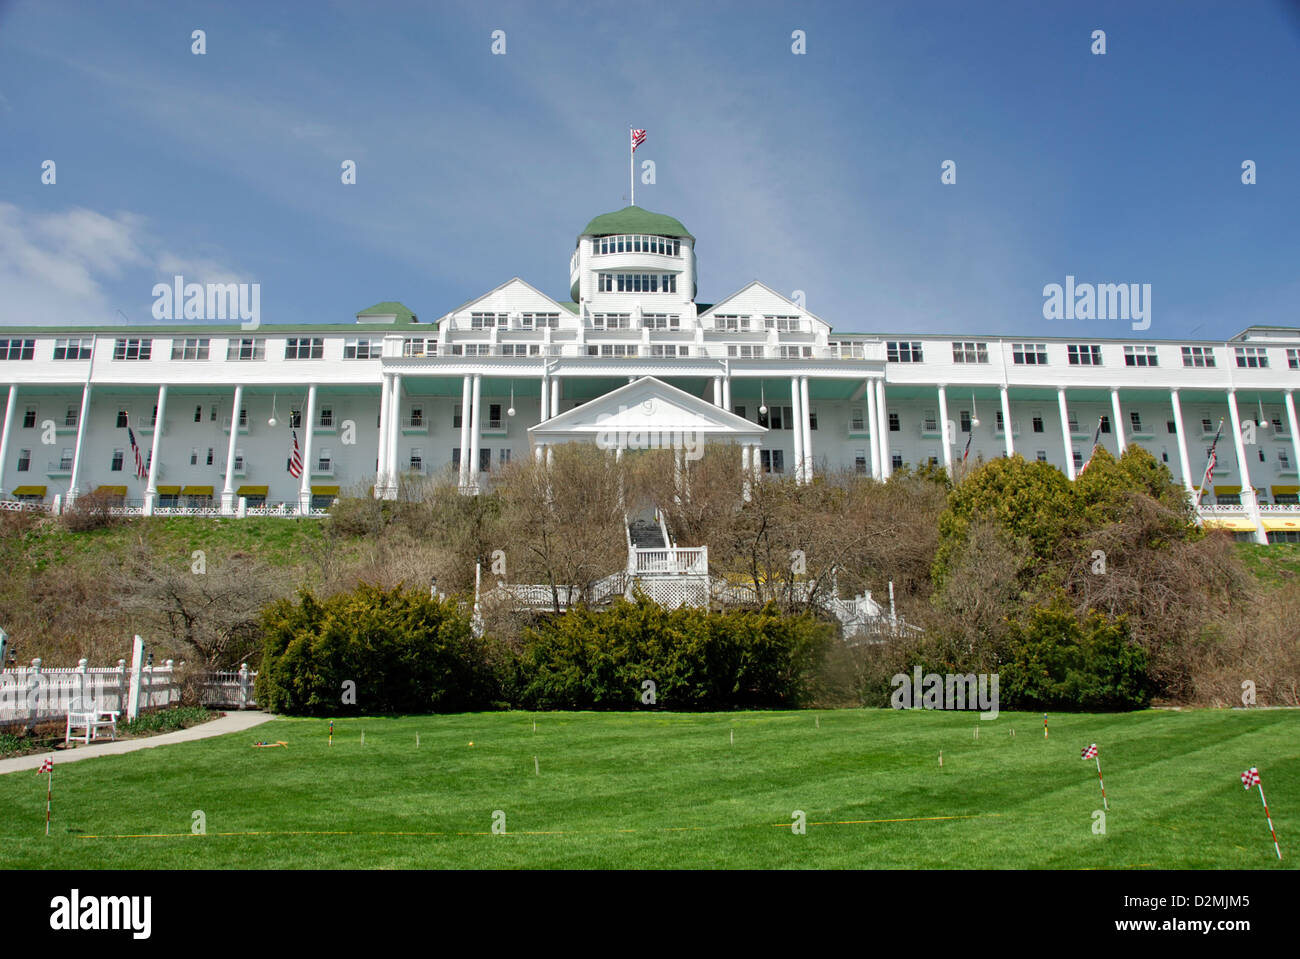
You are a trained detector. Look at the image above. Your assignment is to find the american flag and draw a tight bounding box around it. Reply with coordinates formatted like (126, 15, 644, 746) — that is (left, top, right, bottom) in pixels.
(37, 757, 52, 774)
(631, 128, 646, 151)
(1082, 744, 1098, 760)
(1080, 417, 1104, 474)
(288, 429, 303, 478)
(1197, 421, 1223, 504)
(962, 429, 972, 464)
(126, 420, 147, 478)
(1242, 767, 1261, 789)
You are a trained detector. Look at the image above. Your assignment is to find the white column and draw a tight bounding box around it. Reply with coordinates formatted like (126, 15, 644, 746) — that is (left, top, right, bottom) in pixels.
(540, 371, 550, 421)
(66, 383, 93, 503)
(1057, 387, 1075, 481)
(713, 376, 723, 407)
(876, 379, 891, 479)
(1169, 389, 1195, 496)
(865, 379, 880, 479)
(1285, 391, 1300, 493)
(790, 377, 804, 484)
(723, 376, 732, 412)
(1227, 390, 1268, 544)
(143, 385, 167, 515)
(468, 374, 483, 492)
(386, 374, 402, 488)
(795, 374, 806, 478)
(741, 444, 752, 501)
(458, 375, 472, 487)
(999, 386, 1014, 457)
(222, 384, 244, 513)
(299, 384, 317, 513)
(0, 385, 16, 497)
(376, 375, 391, 496)
(550, 376, 560, 419)
(1110, 388, 1126, 453)
(937, 385, 953, 477)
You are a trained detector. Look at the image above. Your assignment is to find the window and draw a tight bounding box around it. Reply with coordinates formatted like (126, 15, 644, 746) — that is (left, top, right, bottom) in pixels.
(1012, 343, 1048, 365)
(891, 452, 903, 470)
(713, 315, 750, 332)
(409, 448, 423, 472)
(285, 337, 324, 360)
(651, 344, 689, 357)
(642, 313, 680, 330)
(113, 338, 151, 360)
(1216, 493, 1241, 506)
(227, 337, 265, 361)
(591, 313, 631, 329)
(850, 410, 865, 431)
(1123, 345, 1158, 367)
(727, 345, 762, 358)
(233, 450, 244, 471)
(499, 449, 511, 467)
(759, 449, 784, 474)
(22, 408, 35, 429)
(451, 448, 461, 471)
(110, 450, 124, 472)
(764, 315, 802, 332)
(1287, 349, 1299, 370)
(1100, 415, 1111, 434)
(594, 234, 680, 256)
(1279, 449, 1292, 471)
(1181, 346, 1215, 368)
(519, 312, 561, 329)
(453, 405, 462, 429)
(1166, 421, 1177, 434)
(53, 337, 93, 360)
(344, 338, 382, 359)
(889, 411, 900, 432)
(778, 345, 812, 358)
(809, 409, 818, 430)
(194, 405, 203, 423)
(470, 312, 501, 330)
(317, 448, 332, 472)
(995, 411, 1005, 432)
(238, 408, 249, 428)
(0, 339, 35, 360)
(190, 448, 199, 466)
(886, 341, 923, 363)
(403, 337, 437, 357)
(854, 451, 867, 474)
(1067, 344, 1102, 366)
(598, 273, 677, 293)
(959, 411, 972, 432)
(64, 405, 78, 428)
(1201, 418, 1214, 434)
(1036, 450, 1047, 463)
(587, 344, 637, 357)
(488, 404, 502, 430)
(952, 342, 989, 364)
(1129, 411, 1143, 433)
(1073, 450, 1084, 469)
(479, 448, 491, 473)
(1235, 347, 1268, 369)
(1068, 413, 1080, 432)
(733, 406, 747, 421)
(17, 449, 31, 471)
(1032, 415, 1044, 433)
(290, 409, 302, 429)
(116, 410, 128, 428)
(171, 338, 210, 360)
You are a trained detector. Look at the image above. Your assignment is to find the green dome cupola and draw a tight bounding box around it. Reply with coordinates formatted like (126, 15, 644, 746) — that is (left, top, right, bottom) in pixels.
(580, 206, 693, 241)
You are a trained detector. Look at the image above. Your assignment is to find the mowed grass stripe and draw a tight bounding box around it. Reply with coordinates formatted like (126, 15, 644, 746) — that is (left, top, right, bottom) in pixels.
(0, 710, 1293, 869)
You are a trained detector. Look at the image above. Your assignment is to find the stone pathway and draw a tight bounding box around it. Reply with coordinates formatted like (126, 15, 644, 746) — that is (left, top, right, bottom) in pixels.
(0, 710, 275, 775)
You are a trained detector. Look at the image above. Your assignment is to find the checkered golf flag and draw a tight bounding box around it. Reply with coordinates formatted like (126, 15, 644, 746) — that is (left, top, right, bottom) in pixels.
(1242, 767, 1261, 789)
(37, 757, 52, 774)
(1081, 744, 1098, 760)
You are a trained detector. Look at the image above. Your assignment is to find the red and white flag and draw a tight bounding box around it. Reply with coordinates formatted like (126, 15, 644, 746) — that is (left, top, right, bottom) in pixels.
(1081, 744, 1098, 760)
(1241, 766, 1281, 859)
(1242, 766, 1261, 789)
(288, 429, 303, 478)
(37, 757, 52, 774)
(631, 128, 646, 151)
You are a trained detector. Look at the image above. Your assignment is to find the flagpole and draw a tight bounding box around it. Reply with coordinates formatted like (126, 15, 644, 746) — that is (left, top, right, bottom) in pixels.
(1257, 781, 1282, 860)
(629, 126, 634, 207)
(1095, 752, 1108, 810)
(45, 765, 51, 836)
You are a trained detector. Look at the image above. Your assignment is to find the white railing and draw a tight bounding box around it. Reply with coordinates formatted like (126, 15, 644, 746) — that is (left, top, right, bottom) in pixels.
(631, 546, 708, 576)
(0, 500, 51, 513)
(152, 506, 222, 517)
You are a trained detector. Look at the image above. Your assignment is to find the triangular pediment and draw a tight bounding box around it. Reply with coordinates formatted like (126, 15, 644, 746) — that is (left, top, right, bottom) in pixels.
(529, 377, 766, 444)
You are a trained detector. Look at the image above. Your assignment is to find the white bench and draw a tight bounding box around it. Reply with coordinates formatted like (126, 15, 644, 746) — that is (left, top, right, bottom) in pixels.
(66, 707, 120, 745)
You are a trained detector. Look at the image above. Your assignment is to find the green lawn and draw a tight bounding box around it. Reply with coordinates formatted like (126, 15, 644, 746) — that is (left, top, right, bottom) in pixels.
(0, 709, 1295, 869)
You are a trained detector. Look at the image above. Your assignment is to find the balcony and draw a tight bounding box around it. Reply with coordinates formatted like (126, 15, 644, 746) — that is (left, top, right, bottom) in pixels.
(315, 416, 338, 435)
(310, 460, 335, 477)
(482, 417, 508, 436)
(55, 419, 78, 435)
(401, 416, 429, 434)
(631, 546, 708, 577)
(221, 417, 251, 434)
(46, 459, 73, 477)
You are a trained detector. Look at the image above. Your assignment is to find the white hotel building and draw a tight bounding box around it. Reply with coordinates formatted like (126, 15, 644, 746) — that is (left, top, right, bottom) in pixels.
(1, 206, 1298, 544)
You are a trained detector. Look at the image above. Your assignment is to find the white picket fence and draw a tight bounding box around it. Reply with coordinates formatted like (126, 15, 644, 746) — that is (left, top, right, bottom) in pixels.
(0, 659, 258, 724)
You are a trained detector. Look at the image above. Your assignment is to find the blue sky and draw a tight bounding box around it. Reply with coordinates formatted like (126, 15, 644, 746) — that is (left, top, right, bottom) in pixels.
(1, 0, 1297, 340)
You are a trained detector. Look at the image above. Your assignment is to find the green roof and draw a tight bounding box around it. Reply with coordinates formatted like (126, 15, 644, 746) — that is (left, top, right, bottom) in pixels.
(580, 207, 693, 241)
(355, 301, 418, 323)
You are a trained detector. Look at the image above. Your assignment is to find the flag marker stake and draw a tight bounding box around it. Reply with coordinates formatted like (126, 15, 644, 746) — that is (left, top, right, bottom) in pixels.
(38, 758, 53, 836)
(1043, 714, 1048, 740)
(1083, 744, 1107, 810)
(328, 721, 333, 747)
(534, 756, 539, 776)
(1243, 767, 1282, 860)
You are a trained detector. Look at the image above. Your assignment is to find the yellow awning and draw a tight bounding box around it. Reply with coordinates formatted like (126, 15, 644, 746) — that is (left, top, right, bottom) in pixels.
(181, 485, 214, 496)
(1262, 517, 1300, 532)
(12, 485, 46, 496)
(1271, 485, 1299, 496)
(236, 485, 268, 496)
(1214, 485, 1242, 495)
(1203, 518, 1258, 531)
(95, 486, 128, 496)
(310, 485, 340, 496)
(155, 485, 182, 495)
